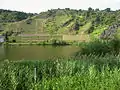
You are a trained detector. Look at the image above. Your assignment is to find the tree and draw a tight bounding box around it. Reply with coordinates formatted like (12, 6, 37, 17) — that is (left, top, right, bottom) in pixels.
(95, 16, 101, 24)
(5, 31, 9, 42)
(95, 8, 100, 12)
(88, 7, 93, 12)
(105, 8, 111, 12)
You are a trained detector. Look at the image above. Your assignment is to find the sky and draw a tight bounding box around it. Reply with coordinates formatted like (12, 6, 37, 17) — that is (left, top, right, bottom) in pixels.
(0, 0, 120, 13)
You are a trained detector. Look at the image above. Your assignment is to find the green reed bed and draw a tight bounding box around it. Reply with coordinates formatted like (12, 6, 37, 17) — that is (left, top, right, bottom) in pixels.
(76, 39, 120, 56)
(1, 55, 120, 90)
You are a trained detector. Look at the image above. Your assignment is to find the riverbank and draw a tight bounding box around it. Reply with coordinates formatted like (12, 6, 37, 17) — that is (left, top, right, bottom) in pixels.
(6, 34, 90, 46)
(1, 55, 120, 90)
(3, 40, 81, 46)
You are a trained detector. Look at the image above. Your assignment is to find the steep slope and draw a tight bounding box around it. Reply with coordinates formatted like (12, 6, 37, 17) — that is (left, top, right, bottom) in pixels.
(1, 8, 120, 41)
(0, 9, 35, 35)
(1, 9, 91, 35)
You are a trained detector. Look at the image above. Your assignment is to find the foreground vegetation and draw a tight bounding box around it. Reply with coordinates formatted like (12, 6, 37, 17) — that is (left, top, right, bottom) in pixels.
(1, 37, 120, 90)
(75, 38, 120, 56)
(1, 54, 120, 90)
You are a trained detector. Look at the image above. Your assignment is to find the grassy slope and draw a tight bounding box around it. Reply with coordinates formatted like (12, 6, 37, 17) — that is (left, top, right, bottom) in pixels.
(1, 9, 120, 42)
(4, 15, 93, 42)
(1, 10, 92, 35)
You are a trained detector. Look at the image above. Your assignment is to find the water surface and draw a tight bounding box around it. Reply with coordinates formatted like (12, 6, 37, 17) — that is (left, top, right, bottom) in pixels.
(0, 45, 80, 61)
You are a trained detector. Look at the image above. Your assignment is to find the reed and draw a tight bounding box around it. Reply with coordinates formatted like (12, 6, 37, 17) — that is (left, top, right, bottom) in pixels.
(1, 55, 120, 90)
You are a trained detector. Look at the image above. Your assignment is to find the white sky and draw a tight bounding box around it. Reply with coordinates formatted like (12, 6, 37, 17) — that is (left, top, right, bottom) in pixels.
(0, 0, 120, 13)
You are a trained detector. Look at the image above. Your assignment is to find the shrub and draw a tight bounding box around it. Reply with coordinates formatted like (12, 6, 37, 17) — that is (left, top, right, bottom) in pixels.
(50, 39, 68, 45)
(75, 38, 120, 56)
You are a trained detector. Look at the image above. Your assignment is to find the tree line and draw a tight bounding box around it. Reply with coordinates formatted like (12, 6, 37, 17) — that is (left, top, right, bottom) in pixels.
(0, 9, 35, 23)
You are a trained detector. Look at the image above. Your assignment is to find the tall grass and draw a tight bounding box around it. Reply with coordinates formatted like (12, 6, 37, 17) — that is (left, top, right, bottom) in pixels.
(75, 39, 120, 56)
(1, 55, 120, 90)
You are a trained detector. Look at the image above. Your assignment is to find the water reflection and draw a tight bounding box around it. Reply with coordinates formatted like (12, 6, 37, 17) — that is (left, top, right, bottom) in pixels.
(0, 45, 80, 61)
(0, 45, 5, 60)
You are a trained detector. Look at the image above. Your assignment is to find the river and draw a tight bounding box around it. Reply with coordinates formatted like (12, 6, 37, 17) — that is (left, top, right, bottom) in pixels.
(0, 45, 80, 61)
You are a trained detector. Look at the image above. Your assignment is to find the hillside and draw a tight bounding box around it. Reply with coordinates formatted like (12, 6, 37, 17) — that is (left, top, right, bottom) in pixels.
(0, 9, 35, 34)
(0, 9, 35, 23)
(1, 8, 120, 42)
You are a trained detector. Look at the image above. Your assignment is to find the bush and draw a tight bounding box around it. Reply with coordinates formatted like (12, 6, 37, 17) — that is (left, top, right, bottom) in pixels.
(26, 18, 32, 24)
(8, 36, 16, 43)
(12, 39, 16, 43)
(50, 39, 68, 45)
(75, 38, 120, 56)
(110, 38, 120, 54)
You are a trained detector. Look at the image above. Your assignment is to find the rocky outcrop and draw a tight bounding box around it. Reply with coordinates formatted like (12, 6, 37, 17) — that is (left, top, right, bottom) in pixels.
(100, 24, 120, 39)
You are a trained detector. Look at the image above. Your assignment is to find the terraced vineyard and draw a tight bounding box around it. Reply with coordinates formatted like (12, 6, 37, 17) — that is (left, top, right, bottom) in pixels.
(1, 8, 120, 42)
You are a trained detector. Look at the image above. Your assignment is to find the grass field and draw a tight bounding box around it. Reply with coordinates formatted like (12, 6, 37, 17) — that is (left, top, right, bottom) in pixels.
(1, 54, 120, 90)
